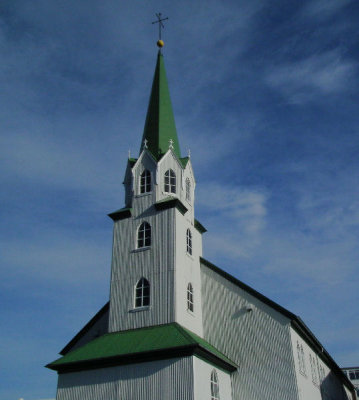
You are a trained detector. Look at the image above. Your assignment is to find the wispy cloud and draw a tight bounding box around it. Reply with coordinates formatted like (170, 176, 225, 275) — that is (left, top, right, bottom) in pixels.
(265, 50, 357, 104)
(197, 183, 268, 258)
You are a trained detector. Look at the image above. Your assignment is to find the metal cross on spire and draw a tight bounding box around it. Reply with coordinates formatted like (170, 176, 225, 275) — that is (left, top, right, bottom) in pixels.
(152, 13, 168, 49)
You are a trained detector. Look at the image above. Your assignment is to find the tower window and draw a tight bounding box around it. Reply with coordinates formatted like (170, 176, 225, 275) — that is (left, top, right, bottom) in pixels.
(187, 283, 194, 312)
(210, 370, 220, 400)
(186, 229, 192, 255)
(135, 278, 150, 308)
(164, 169, 176, 193)
(137, 222, 151, 248)
(297, 341, 306, 375)
(186, 178, 191, 201)
(140, 169, 151, 193)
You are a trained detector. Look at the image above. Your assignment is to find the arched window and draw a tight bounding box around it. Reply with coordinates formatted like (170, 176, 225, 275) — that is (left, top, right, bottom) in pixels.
(186, 229, 192, 255)
(210, 370, 220, 400)
(137, 222, 151, 248)
(135, 278, 150, 308)
(187, 283, 194, 312)
(186, 178, 191, 201)
(164, 169, 176, 193)
(140, 169, 151, 194)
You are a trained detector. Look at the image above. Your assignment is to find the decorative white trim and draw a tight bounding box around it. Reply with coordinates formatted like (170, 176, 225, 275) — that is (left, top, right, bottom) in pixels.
(129, 306, 151, 313)
(132, 247, 151, 253)
(135, 192, 153, 198)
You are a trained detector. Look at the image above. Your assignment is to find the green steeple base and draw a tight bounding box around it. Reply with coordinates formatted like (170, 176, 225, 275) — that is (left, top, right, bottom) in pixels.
(140, 51, 181, 160)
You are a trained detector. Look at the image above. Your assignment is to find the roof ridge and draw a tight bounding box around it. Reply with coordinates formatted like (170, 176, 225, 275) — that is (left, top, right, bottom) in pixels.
(172, 322, 198, 345)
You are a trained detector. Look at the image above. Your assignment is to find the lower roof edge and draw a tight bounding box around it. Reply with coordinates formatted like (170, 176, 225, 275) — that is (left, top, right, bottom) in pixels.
(47, 344, 237, 374)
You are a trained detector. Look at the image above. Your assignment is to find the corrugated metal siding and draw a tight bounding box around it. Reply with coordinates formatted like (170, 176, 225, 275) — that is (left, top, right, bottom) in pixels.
(56, 357, 194, 400)
(200, 263, 299, 400)
(108, 206, 176, 332)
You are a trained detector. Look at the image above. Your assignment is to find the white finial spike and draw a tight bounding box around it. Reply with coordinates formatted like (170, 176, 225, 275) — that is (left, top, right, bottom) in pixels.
(128, 149, 131, 158)
(144, 139, 148, 149)
(169, 139, 174, 150)
(188, 149, 191, 158)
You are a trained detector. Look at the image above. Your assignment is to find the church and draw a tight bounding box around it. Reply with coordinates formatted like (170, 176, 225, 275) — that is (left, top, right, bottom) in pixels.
(47, 42, 355, 400)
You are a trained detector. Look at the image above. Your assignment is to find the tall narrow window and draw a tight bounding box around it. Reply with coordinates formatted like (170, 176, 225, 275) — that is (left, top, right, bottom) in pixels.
(135, 278, 150, 308)
(211, 370, 220, 400)
(140, 169, 151, 194)
(310, 355, 319, 385)
(164, 169, 176, 193)
(187, 283, 194, 312)
(186, 178, 191, 201)
(186, 229, 192, 255)
(301, 345, 306, 375)
(297, 342, 306, 375)
(137, 222, 151, 248)
(297, 342, 302, 372)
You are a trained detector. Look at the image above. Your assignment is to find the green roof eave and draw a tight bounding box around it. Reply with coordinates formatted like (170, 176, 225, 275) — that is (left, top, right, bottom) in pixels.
(128, 158, 137, 168)
(46, 323, 237, 373)
(180, 157, 189, 168)
(108, 208, 132, 222)
(140, 52, 181, 161)
(194, 219, 207, 234)
(155, 197, 188, 215)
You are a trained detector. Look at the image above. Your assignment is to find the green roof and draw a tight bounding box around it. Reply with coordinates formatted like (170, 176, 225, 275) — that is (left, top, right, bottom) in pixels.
(180, 156, 190, 168)
(140, 52, 181, 160)
(108, 207, 132, 222)
(155, 196, 188, 215)
(47, 323, 237, 373)
(194, 219, 207, 234)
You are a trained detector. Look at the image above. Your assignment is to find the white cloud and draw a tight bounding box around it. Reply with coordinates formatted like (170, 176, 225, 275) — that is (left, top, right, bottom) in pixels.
(265, 50, 357, 104)
(197, 183, 268, 258)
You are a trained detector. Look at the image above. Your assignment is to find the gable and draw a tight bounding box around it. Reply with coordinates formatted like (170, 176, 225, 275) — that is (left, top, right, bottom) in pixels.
(60, 302, 109, 356)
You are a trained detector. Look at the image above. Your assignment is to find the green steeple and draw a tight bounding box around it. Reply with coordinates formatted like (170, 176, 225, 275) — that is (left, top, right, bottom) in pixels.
(140, 51, 181, 160)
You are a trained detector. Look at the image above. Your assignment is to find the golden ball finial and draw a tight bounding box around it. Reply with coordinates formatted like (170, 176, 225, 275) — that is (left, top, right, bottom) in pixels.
(157, 39, 164, 48)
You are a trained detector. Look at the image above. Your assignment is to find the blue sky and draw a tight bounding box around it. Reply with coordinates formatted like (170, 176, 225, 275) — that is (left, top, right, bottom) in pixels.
(1, 0, 358, 399)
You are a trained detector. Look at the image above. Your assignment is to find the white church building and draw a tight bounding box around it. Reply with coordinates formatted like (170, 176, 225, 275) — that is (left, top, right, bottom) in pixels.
(47, 49, 355, 400)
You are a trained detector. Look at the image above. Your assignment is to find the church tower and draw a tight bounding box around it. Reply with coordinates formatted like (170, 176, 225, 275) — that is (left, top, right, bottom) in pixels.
(47, 47, 236, 400)
(107, 51, 204, 336)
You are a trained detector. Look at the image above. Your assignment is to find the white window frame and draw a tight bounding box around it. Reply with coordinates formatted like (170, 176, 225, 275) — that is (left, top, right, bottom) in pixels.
(187, 283, 194, 312)
(140, 169, 151, 194)
(137, 222, 151, 248)
(164, 169, 176, 194)
(134, 277, 150, 308)
(186, 229, 192, 255)
(211, 370, 220, 400)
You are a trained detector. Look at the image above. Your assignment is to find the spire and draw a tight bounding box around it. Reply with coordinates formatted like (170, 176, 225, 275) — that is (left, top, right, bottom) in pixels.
(140, 51, 181, 160)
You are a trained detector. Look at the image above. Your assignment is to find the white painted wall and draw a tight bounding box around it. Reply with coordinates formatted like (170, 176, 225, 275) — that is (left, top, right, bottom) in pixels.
(174, 208, 203, 337)
(193, 356, 232, 400)
(200, 263, 298, 400)
(290, 328, 352, 400)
